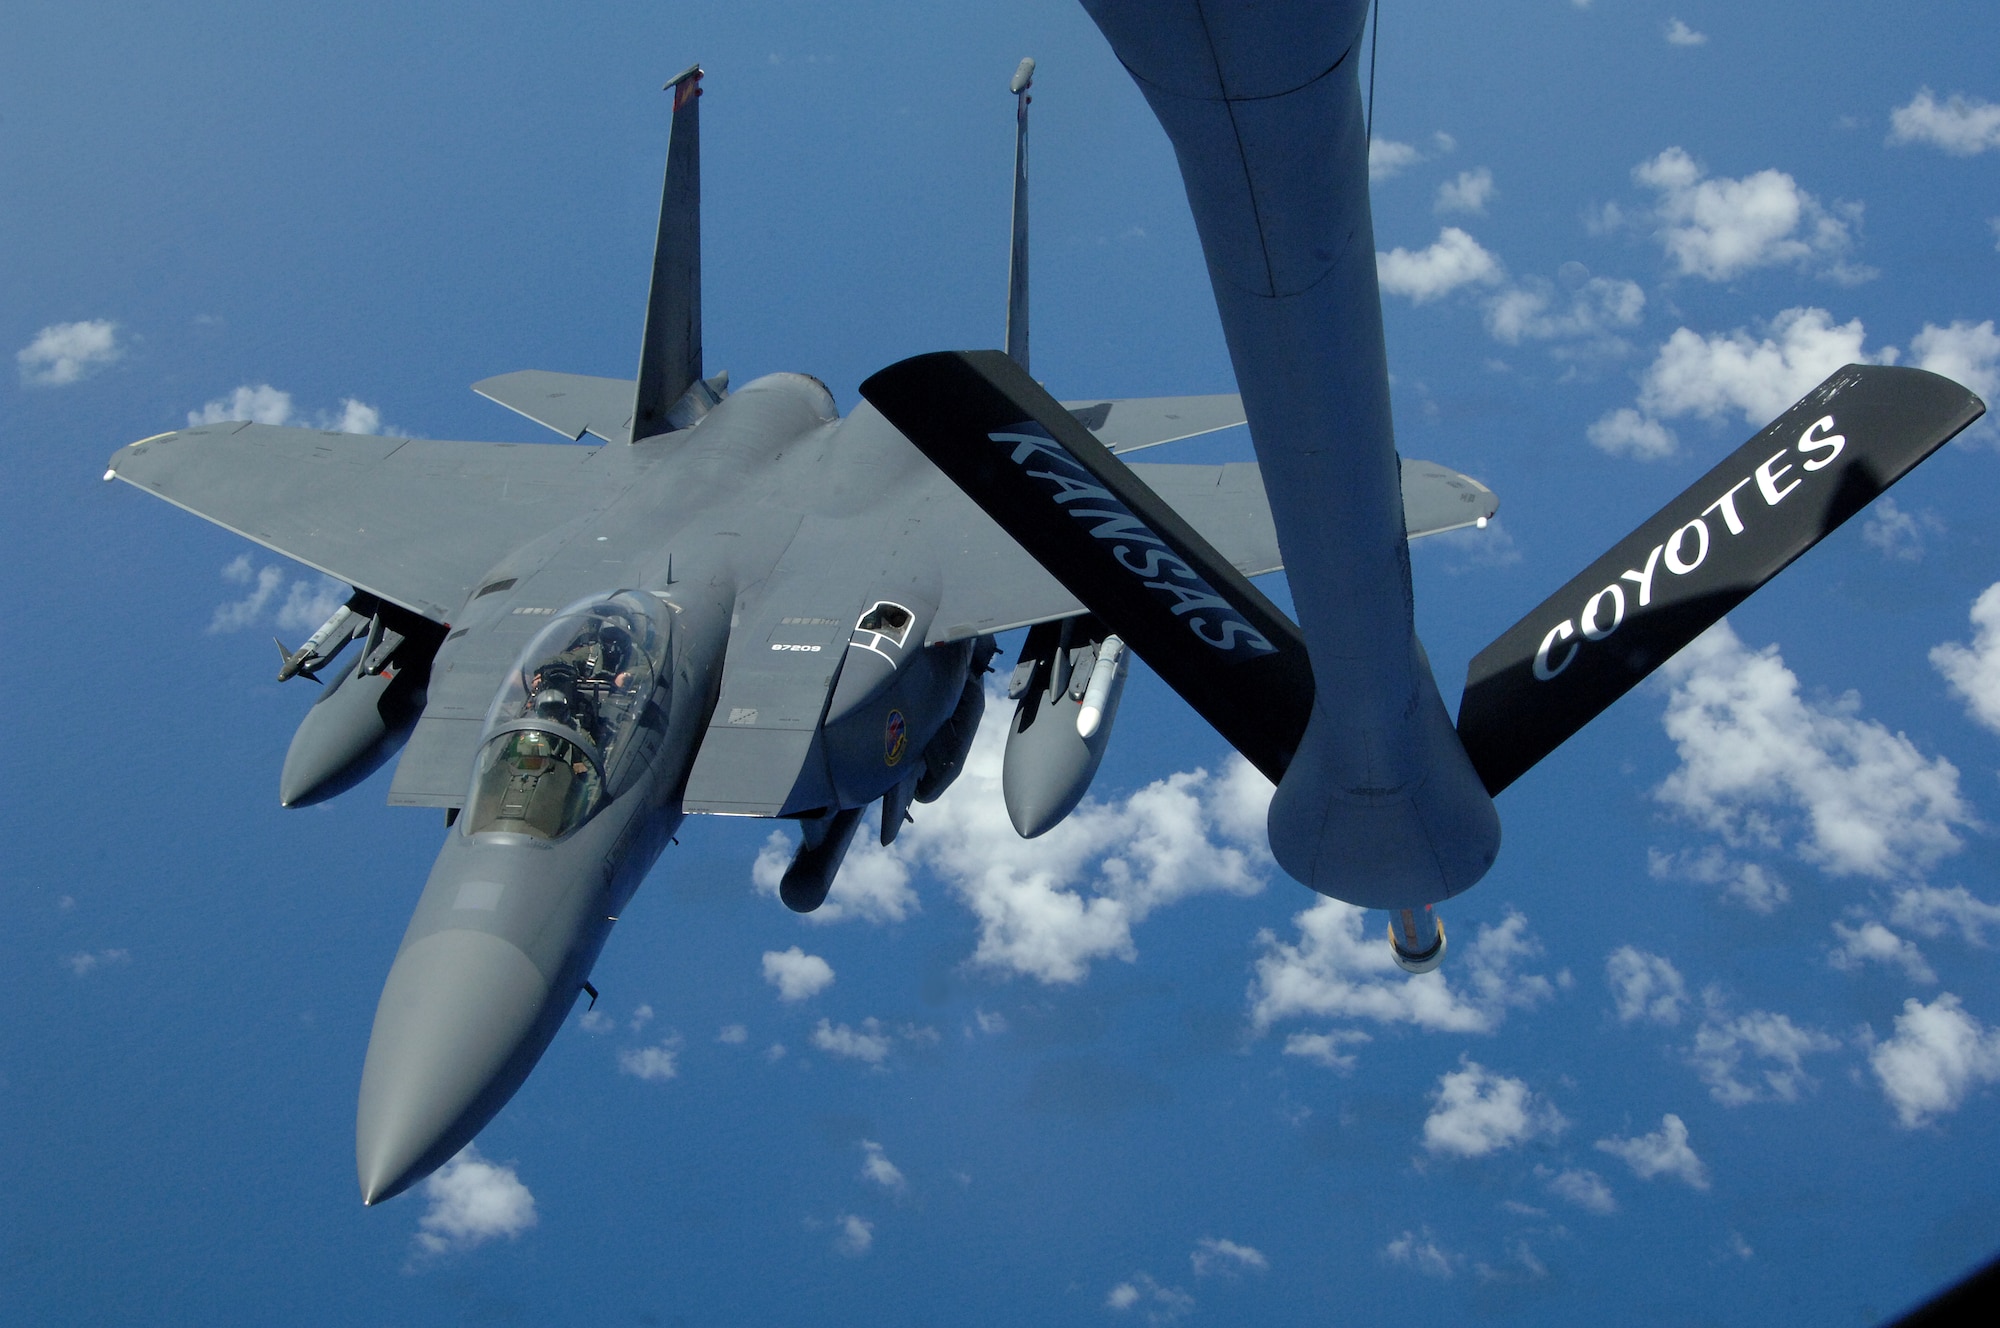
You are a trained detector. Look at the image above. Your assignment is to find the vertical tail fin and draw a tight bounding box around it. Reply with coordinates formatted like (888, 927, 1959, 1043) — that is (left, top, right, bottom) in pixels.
(633, 65, 705, 441)
(1004, 58, 1034, 372)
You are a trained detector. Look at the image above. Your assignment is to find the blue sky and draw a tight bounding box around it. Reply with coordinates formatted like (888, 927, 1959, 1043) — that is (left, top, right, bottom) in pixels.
(7, 1, 2000, 1323)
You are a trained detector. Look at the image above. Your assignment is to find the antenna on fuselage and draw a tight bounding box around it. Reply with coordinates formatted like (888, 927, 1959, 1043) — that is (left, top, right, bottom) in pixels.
(633, 65, 713, 442)
(1004, 57, 1035, 373)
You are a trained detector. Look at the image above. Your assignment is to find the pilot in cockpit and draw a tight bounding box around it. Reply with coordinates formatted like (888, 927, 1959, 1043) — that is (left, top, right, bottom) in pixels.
(529, 617, 637, 744)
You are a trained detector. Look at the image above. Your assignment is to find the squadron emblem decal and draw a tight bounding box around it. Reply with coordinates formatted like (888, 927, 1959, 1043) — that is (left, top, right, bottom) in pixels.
(884, 709, 908, 766)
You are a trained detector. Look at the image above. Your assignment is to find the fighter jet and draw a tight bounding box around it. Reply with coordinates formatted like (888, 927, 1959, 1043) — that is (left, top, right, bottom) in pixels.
(105, 6, 1982, 1207)
(100, 60, 1497, 1204)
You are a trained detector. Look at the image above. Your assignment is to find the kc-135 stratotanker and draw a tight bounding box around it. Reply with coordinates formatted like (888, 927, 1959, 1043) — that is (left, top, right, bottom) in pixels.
(105, 1, 1983, 1206)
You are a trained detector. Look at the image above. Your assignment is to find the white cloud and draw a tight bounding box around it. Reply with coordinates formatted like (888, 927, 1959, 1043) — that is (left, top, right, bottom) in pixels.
(618, 1034, 683, 1082)
(717, 1023, 748, 1044)
(1829, 920, 1936, 985)
(1105, 1272, 1195, 1322)
(1249, 902, 1555, 1038)
(1656, 621, 1969, 881)
(1435, 167, 1495, 215)
(1889, 89, 2000, 155)
(1664, 19, 1708, 47)
(578, 1009, 613, 1033)
(629, 1004, 654, 1032)
(1687, 992, 1839, 1106)
(1591, 305, 1900, 457)
(786, 704, 1273, 984)
(1369, 139, 1424, 182)
(18, 319, 121, 386)
(1383, 1228, 1456, 1278)
(1606, 946, 1688, 1025)
(834, 1213, 874, 1257)
(208, 555, 286, 634)
(188, 383, 391, 433)
(812, 1017, 892, 1065)
(761, 946, 835, 1002)
(415, 1148, 537, 1253)
(1190, 1236, 1268, 1277)
(1486, 274, 1644, 346)
(1377, 228, 1504, 304)
(1862, 497, 1944, 562)
(1281, 1029, 1372, 1071)
(1594, 1114, 1710, 1189)
(1421, 1059, 1567, 1158)
(753, 826, 919, 925)
(859, 1140, 905, 1192)
(1888, 884, 2000, 948)
(276, 575, 351, 635)
(64, 948, 130, 977)
(1910, 319, 2000, 403)
(1540, 1165, 1619, 1214)
(1647, 846, 1790, 913)
(1587, 408, 1678, 460)
(1869, 993, 2000, 1126)
(1632, 148, 1865, 282)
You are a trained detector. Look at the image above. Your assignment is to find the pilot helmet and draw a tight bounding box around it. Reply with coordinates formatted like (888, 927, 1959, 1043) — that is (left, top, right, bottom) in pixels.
(533, 688, 571, 724)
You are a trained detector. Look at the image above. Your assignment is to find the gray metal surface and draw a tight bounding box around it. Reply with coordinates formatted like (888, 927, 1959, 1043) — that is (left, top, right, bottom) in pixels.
(473, 370, 638, 444)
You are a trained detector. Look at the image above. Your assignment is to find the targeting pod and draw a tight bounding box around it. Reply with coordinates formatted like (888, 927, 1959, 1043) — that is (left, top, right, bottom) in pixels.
(780, 806, 865, 913)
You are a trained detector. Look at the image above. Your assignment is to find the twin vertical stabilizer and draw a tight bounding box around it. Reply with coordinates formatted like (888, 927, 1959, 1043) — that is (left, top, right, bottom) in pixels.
(633, 66, 710, 442)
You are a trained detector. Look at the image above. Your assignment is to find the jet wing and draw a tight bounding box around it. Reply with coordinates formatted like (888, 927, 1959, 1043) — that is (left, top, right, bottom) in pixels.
(105, 423, 616, 621)
(1057, 393, 1246, 453)
(473, 371, 637, 445)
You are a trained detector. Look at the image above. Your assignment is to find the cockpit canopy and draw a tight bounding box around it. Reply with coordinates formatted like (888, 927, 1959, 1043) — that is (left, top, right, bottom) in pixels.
(464, 592, 672, 839)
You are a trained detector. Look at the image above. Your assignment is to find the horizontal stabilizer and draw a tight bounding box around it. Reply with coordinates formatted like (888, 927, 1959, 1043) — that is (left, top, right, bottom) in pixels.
(1458, 364, 1985, 796)
(473, 370, 636, 444)
(862, 349, 1313, 781)
(1061, 393, 1246, 454)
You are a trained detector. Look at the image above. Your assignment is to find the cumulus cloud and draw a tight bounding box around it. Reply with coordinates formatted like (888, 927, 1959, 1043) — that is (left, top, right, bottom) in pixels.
(1486, 272, 1645, 347)
(208, 555, 287, 634)
(1648, 846, 1791, 914)
(1888, 883, 2000, 948)
(1435, 167, 1495, 215)
(1664, 18, 1708, 47)
(1281, 1028, 1372, 1071)
(1687, 992, 1839, 1106)
(1829, 920, 1936, 985)
(1191, 1236, 1268, 1278)
(18, 319, 121, 386)
(812, 1017, 893, 1065)
(1909, 319, 2000, 404)
(834, 1213, 874, 1257)
(1606, 946, 1687, 1025)
(1106, 1272, 1195, 1321)
(1869, 993, 2000, 1126)
(859, 1140, 905, 1192)
(1383, 1228, 1456, 1278)
(1421, 1059, 1567, 1158)
(1633, 147, 1866, 282)
(1369, 139, 1424, 182)
(618, 1034, 684, 1082)
(414, 1148, 537, 1253)
(1889, 89, 2000, 155)
(64, 948, 130, 977)
(769, 704, 1274, 984)
(1655, 620, 1969, 881)
(1588, 408, 1679, 460)
(761, 947, 835, 1002)
(188, 383, 392, 434)
(717, 1023, 748, 1044)
(1594, 1114, 1709, 1189)
(1862, 497, 1944, 562)
(1250, 903, 1555, 1039)
(1540, 1165, 1618, 1214)
(1377, 228, 1505, 304)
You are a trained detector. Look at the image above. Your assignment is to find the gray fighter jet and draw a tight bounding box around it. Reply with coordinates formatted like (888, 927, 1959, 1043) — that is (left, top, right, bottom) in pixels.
(106, 4, 1983, 1208)
(101, 61, 1498, 1204)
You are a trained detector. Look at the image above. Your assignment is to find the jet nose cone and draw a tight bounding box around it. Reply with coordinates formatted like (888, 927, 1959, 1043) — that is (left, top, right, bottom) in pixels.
(356, 928, 550, 1205)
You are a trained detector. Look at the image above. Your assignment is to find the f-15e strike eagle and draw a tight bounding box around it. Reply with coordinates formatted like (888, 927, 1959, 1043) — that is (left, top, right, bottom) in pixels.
(104, 1, 1983, 1207)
